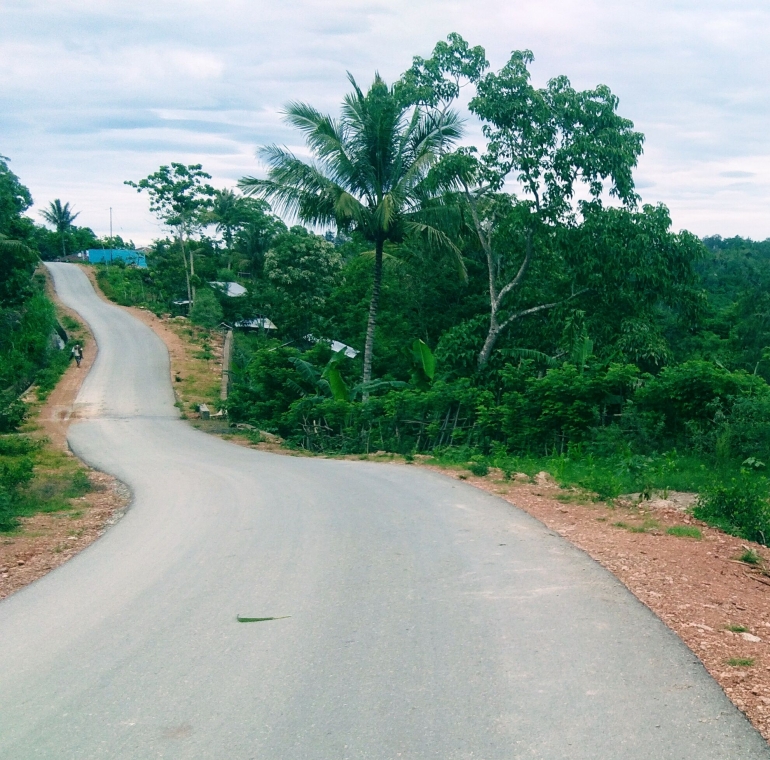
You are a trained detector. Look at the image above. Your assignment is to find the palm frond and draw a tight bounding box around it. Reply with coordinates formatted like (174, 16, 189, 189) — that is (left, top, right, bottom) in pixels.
(501, 347, 561, 368)
(404, 219, 467, 281)
(373, 193, 398, 232)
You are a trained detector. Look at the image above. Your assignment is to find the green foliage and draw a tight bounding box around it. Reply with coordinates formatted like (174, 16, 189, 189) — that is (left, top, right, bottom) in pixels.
(468, 461, 489, 477)
(739, 548, 761, 565)
(666, 525, 703, 539)
(240, 71, 464, 383)
(0, 443, 35, 531)
(262, 227, 343, 336)
(726, 658, 755, 667)
(411, 339, 436, 388)
(0, 156, 33, 236)
(189, 288, 224, 328)
(693, 476, 770, 544)
(126, 163, 215, 231)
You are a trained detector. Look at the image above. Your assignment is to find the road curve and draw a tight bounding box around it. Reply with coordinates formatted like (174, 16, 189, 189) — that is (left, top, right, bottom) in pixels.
(0, 263, 767, 759)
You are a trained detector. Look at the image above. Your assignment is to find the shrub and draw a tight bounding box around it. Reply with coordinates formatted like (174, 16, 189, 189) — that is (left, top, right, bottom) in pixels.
(468, 462, 489, 477)
(693, 475, 770, 544)
(635, 360, 769, 439)
(0, 486, 14, 531)
(0, 453, 34, 531)
(190, 289, 224, 328)
(666, 525, 703, 539)
(0, 392, 27, 433)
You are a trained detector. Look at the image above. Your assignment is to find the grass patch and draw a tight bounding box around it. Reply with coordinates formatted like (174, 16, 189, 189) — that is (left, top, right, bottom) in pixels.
(612, 518, 661, 533)
(1, 435, 94, 531)
(726, 657, 755, 667)
(739, 548, 762, 565)
(666, 525, 703, 539)
(468, 462, 489, 477)
(725, 625, 748, 633)
(555, 491, 592, 505)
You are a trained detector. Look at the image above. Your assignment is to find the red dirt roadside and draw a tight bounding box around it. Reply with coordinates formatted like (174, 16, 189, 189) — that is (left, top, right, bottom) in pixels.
(446, 468, 770, 742)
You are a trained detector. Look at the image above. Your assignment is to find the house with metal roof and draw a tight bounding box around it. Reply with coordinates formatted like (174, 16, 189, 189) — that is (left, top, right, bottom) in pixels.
(209, 281, 247, 297)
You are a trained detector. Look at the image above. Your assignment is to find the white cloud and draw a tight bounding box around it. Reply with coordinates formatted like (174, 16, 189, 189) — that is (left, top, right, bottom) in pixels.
(1, 0, 769, 243)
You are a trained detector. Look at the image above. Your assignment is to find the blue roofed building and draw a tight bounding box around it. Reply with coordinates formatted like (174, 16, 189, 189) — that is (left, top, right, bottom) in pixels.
(86, 249, 147, 267)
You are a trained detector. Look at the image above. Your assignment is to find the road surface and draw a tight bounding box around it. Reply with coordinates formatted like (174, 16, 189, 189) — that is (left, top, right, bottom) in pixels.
(0, 263, 767, 759)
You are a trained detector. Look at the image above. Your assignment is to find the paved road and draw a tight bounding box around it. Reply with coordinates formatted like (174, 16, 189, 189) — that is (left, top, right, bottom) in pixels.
(0, 263, 767, 759)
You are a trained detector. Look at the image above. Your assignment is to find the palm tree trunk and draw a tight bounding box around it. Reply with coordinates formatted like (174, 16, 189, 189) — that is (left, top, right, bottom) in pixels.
(362, 239, 384, 393)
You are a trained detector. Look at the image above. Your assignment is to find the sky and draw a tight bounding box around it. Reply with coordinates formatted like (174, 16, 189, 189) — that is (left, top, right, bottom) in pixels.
(2, 0, 769, 245)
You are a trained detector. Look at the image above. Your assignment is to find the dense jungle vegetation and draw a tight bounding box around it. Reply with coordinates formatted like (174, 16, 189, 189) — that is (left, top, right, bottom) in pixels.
(5, 35, 770, 542)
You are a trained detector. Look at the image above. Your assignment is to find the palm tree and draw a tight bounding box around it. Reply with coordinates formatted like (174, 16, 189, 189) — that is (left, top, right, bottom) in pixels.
(239, 73, 462, 387)
(40, 200, 80, 258)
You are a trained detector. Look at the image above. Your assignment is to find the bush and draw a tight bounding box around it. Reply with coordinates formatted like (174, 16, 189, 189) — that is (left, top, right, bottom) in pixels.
(0, 391, 27, 433)
(0, 453, 34, 531)
(635, 360, 769, 439)
(693, 475, 770, 544)
(0, 486, 14, 532)
(468, 461, 489, 477)
(189, 289, 224, 328)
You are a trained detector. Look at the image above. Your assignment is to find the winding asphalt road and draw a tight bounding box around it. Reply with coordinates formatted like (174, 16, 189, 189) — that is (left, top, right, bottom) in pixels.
(0, 263, 767, 759)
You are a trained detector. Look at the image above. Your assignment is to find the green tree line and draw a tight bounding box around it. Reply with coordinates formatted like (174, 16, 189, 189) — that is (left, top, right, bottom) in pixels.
(99, 35, 770, 542)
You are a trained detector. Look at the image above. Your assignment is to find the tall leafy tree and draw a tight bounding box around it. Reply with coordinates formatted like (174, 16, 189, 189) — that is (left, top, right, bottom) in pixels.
(414, 36, 645, 367)
(233, 199, 286, 275)
(239, 73, 463, 386)
(262, 226, 343, 336)
(39, 199, 80, 258)
(126, 163, 215, 306)
(0, 156, 33, 238)
(207, 188, 243, 251)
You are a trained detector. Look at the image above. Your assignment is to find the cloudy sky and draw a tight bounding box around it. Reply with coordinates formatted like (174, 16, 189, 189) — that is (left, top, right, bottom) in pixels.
(2, 0, 769, 244)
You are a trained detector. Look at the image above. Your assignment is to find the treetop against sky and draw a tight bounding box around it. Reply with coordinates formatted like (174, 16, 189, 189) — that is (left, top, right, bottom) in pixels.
(2, 0, 769, 243)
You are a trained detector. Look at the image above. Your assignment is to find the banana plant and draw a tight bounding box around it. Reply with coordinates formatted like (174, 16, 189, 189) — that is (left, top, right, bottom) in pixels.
(290, 350, 405, 403)
(411, 339, 436, 389)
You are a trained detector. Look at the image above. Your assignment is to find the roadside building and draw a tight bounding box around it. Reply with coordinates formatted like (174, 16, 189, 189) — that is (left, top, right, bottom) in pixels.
(86, 249, 147, 267)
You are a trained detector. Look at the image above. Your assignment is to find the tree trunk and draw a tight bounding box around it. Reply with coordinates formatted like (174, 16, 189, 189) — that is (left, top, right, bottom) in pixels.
(180, 233, 193, 311)
(477, 228, 534, 370)
(362, 239, 384, 395)
(189, 242, 196, 305)
(477, 317, 500, 369)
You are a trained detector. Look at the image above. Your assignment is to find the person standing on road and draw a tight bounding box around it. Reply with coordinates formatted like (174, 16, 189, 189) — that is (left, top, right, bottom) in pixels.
(72, 343, 83, 368)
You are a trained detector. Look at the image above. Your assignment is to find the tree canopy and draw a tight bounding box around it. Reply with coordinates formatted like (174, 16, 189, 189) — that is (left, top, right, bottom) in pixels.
(239, 72, 464, 385)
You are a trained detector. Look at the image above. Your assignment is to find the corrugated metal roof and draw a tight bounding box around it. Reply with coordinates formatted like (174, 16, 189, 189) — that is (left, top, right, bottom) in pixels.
(209, 281, 247, 297)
